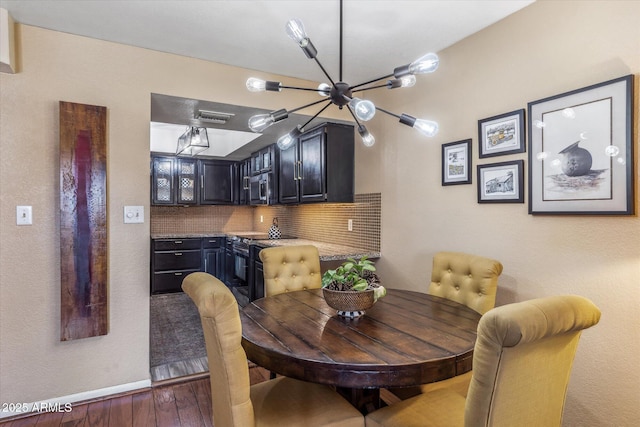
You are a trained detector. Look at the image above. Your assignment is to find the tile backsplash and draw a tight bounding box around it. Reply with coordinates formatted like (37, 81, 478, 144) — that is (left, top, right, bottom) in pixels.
(150, 193, 381, 251)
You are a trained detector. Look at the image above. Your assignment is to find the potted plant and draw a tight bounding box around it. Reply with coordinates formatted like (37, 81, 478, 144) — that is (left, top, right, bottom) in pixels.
(321, 256, 386, 317)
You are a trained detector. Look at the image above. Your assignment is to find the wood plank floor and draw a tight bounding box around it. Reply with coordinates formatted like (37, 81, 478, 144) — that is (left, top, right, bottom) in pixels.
(0, 366, 271, 427)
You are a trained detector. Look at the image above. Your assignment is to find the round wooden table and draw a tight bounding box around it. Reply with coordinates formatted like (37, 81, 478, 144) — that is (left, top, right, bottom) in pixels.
(240, 288, 480, 411)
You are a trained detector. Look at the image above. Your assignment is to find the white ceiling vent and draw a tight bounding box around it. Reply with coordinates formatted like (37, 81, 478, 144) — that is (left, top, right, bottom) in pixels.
(197, 110, 235, 124)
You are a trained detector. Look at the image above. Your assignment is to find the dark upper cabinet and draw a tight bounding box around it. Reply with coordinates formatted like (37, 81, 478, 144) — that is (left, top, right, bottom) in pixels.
(278, 122, 354, 204)
(249, 144, 278, 205)
(151, 156, 198, 206)
(199, 159, 235, 205)
(238, 158, 251, 205)
(251, 145, 275, 175)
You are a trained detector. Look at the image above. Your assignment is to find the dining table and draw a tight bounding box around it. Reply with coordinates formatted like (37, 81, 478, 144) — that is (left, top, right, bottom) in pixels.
(240, 288, 481, 414)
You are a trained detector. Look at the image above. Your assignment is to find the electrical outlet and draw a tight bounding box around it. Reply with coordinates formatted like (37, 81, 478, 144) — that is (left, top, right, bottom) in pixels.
(16, 206, 33, 225)
(124, 206, 144, 224)
(347, 219, 353, 231)
(260, 215, 264, 223)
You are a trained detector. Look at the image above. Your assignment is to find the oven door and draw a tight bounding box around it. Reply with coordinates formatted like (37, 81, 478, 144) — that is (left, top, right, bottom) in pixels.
(233, 247, 249, 283)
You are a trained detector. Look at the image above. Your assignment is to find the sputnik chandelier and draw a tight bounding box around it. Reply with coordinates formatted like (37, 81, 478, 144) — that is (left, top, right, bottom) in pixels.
(246, 0, 439, 149)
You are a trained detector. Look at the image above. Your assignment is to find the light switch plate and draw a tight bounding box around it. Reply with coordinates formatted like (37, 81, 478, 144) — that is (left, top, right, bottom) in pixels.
(16, 206, 32, 225)
(123, 206, 144, 224)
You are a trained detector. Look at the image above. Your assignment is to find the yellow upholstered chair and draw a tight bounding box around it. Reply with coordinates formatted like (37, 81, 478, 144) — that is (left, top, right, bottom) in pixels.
(182, 272, 364, 427)
(259, 245, 322, 297)
(366, 295, 601, 427)
(428, 251, 503, 316)
(391, 251, 503, 400)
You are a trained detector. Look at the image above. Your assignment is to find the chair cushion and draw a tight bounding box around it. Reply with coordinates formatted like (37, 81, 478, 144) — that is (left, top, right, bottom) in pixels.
(251, 377, 364, 427)
(365, 388, 465, 427)
(428, 251, 503, 315)
(260, 245, 322, 297)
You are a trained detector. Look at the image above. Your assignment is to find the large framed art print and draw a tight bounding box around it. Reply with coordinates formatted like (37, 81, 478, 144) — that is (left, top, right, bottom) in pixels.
(528, 75, 634, 215)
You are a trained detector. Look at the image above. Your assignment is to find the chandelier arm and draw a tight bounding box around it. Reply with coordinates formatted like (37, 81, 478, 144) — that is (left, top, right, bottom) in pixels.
(279, 85, 326, 92)
(375, 106, 402, 120)
(313, 57, 337, 87)
(351, 83, 389, 93)
(349, 73, 395, 90)
(345, 105, 363, 127)
(299, 101, 333, 130)
(287, 98, 333, 115)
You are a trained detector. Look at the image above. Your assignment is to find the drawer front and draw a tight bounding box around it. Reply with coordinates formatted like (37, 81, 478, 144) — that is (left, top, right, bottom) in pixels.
(202, 237, 223, 249)
(153, 238, 201, 251)
(154, 250, 201, 271)
(152, 270, 199, 294)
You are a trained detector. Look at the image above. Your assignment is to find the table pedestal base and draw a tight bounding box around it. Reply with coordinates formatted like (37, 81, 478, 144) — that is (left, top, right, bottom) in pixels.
(337, 387, 384, 415)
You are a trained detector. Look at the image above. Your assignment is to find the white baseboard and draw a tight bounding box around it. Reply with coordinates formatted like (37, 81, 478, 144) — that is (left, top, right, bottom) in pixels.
(0, 379, 152, 419)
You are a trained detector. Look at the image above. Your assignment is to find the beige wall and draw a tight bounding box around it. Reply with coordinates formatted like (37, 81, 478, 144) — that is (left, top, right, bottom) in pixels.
(360, 1, 639, 426)
(0, 1, 638, 425)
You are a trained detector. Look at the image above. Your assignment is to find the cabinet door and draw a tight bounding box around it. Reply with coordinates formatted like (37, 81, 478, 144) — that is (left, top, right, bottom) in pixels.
(299, 128, 326, 202)
(151, 157, 175, 205)
(200, 160, 234, 204)
(278, 142, 300, 204)
(203, 248, 224, 280)
(176, 158, 198, 205)
(238, 159, 251, 205)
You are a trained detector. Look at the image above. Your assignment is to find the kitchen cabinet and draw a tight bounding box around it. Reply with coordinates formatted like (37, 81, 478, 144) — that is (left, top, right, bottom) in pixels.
(199, 159, 235, 205)
(151, 238, 202, 294)
(151, 156, 198, 205)
(249, 144, 278, 205)
(202, 237, 225, 279)
(278, 122, 354, 204)
(249, 244, 266, 301)
(238, 158, 251, 205)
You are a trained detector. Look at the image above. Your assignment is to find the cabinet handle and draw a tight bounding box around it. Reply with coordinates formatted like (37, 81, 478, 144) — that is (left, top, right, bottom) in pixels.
(294, 161, 299, 181)
(175, 252, 183, 256)
(174, 272, 183, 276)
(174, 240, 183, 244)
(201, 175, 204, 189)
(208, 239, 217, 243)
(297, 161, 303, 180)
(266, 173, 270, 205)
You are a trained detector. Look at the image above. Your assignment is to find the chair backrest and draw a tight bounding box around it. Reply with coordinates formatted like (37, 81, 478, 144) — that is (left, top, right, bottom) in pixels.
(182, 272, 255, 427)
(259, 245, 322, 297)
(465, 295, 601, 427)
(428, 251, 503, 315)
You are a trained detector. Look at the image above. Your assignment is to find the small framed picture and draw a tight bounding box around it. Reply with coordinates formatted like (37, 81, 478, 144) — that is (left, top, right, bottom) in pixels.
(528, 75, 634, 215)
(478, 109, 526, 158)
(442, 139, 472, 186)
(477, 160, 524, 203)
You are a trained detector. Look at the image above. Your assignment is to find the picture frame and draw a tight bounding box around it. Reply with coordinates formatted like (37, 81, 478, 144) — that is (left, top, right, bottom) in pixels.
(478, 109, 525, 158)
(477, 160, 524, 203)
(442, 139, 472, 185)
(528, 75, 634, 215)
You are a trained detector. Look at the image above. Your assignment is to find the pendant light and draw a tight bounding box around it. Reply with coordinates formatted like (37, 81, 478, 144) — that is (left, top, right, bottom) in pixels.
(246, 0, 439, 148)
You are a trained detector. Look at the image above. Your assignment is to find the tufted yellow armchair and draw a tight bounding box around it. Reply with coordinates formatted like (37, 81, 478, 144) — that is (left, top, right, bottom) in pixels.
(366, 295, 601, 427)
(182, 272, 364, 427)
(259, 245, 322, 297)
(390, 251, 503, 401)
(428, 251, 503, 316)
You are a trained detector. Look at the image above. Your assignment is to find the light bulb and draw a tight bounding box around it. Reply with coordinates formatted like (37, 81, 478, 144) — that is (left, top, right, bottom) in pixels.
(318, 83, 331, 97)
(409, 52, 439, 75)
(285, 18, 307, 45)
(277, 126, 302, 150)
(399, 75, 416, 87)
(246, 78, 266, 92)
(349, 98, 376, 121)
(413, 118, 438, 137)
(248, 114, 275, 132)
(358, 125, 375, 147)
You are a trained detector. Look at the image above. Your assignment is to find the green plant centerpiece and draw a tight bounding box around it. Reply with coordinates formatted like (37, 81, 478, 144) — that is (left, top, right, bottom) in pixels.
(321, 256, 386, 318)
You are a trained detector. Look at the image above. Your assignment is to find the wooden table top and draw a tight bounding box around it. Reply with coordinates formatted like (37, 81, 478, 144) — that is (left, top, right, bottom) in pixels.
(240, 288, 481, 389)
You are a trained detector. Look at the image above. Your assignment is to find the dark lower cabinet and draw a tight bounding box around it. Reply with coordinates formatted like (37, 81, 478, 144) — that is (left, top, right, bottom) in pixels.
(249, 244, 266, 301)
(151, 237, 224, 294)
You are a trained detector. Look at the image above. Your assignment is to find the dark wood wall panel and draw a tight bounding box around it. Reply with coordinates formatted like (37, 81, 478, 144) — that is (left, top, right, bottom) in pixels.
(59, 101, 108, 341)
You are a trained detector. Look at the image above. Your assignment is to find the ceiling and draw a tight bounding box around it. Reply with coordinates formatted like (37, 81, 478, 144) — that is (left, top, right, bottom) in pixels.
(1, 0, 535, 159)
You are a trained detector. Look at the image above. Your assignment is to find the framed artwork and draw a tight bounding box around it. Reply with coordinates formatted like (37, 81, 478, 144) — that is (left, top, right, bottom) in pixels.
(478, 109, 525, 158)
(477, 160, 524, 203)
(528, 75, 634, 215)
(442, 139, 472, 185)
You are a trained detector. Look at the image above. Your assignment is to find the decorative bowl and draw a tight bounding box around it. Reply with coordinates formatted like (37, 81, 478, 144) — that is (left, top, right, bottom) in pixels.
(322, 288, 376, 318)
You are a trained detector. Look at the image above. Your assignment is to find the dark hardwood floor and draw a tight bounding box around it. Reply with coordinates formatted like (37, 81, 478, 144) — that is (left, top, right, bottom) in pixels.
(0, 366, 271, 427)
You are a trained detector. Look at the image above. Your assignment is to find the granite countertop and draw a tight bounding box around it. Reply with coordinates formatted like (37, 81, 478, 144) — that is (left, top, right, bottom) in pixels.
(150, 232, 380, 262)
(253, 238, 380, 262)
